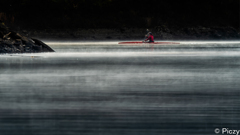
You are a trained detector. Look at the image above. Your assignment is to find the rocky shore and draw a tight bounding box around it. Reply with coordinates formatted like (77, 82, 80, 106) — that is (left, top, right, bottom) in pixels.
(15, 25, 240, 41)
(0, 22, 54, 53)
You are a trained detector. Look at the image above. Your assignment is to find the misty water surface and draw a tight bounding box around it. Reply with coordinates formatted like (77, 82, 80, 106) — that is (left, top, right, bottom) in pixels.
(0, 41, 240, 135)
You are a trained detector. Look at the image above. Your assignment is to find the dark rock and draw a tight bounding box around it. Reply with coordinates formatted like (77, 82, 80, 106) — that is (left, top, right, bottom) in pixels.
(31, 38, 54, 52)
(0, 22, 54, 53)
(9, 31, 22, 39)
(14, 39, 22, 45)
(32, 45, 42, 52)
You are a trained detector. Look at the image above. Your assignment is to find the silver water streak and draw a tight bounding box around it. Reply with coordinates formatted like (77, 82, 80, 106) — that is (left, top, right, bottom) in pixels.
(0, 41, 240, 135)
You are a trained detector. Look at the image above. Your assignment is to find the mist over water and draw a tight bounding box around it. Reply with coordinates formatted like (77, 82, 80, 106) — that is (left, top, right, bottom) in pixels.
(1, 41, 240, 135)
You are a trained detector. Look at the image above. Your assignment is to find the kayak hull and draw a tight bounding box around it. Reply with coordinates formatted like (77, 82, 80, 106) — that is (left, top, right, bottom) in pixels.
(118, 41, 180, 45)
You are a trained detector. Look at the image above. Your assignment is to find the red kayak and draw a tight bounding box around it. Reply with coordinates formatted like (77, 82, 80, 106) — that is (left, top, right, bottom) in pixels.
(118, 41, 180, 45)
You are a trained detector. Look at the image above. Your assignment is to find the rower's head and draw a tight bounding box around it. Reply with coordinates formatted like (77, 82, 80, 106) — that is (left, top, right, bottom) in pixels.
(149, 32, 152, 35)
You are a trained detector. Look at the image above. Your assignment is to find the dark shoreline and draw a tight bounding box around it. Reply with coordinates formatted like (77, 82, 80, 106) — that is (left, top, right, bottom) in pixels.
(14, 26, 240, 41)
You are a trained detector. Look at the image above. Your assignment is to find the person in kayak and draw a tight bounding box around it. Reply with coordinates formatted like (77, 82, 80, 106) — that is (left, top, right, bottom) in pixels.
(143, 32, 154, 42)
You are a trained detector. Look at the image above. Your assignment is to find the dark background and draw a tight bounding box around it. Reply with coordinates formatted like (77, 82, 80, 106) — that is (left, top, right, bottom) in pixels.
(0, 0, 239, 29)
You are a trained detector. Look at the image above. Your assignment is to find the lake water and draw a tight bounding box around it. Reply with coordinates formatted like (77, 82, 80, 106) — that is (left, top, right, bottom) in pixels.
(0, 41, 240, 135)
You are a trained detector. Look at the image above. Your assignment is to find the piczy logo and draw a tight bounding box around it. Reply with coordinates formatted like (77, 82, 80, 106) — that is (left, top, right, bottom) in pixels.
(215, 128, 240, 135)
